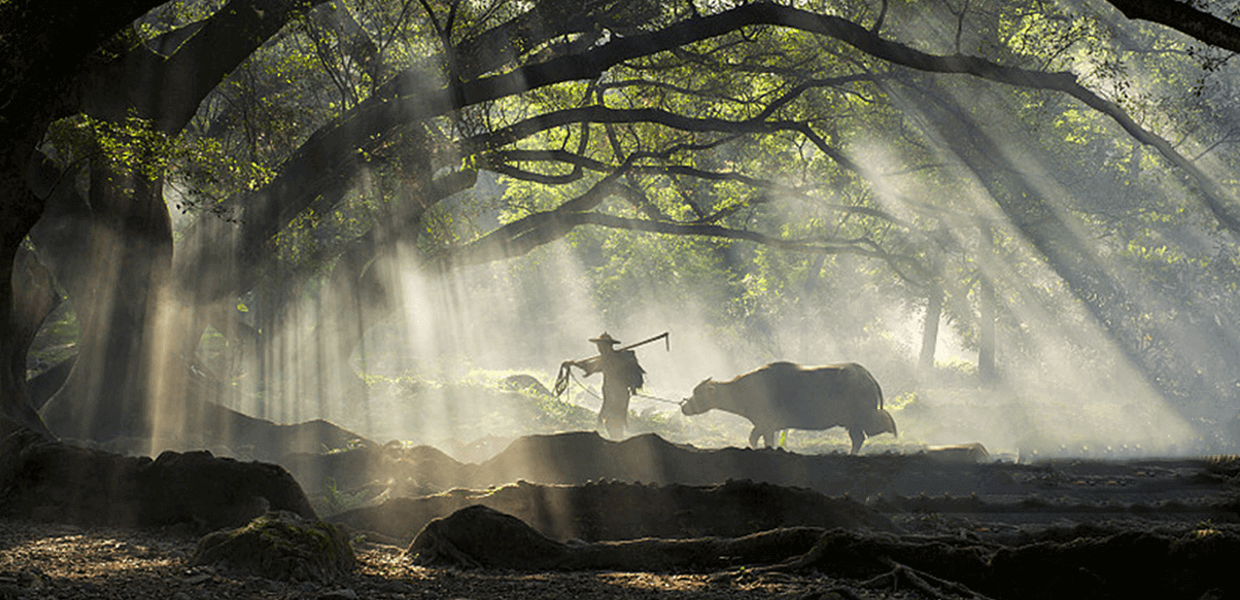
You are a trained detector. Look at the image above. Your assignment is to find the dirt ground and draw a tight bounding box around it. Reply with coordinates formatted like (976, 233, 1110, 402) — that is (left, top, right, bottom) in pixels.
(2, 430, 1239, 599)
(297, 432, 1240, 538)
(0, 516, 948, 600)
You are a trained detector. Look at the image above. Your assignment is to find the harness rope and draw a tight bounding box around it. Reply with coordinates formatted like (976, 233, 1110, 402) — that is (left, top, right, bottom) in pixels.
(564, 369, 684, 406)
(636, 391, 685, 406)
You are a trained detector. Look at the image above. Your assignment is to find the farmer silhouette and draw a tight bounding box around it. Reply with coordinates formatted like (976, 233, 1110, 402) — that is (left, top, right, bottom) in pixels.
(568, 332, 645, 439)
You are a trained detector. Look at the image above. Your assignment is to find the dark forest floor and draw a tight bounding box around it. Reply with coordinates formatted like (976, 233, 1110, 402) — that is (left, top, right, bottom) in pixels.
(2, 428, 1239, 599)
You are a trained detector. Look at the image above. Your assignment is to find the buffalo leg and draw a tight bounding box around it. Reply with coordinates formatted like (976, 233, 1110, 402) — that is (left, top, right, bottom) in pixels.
(749, 427, 774, 448)
(849, 428, 866, 455)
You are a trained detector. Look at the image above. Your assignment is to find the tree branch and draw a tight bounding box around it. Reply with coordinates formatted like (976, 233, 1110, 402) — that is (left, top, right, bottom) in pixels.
(482, 147, 909, 229)
(1104, 0, 1240, 55)
(439, 207, 923, 282)
(179, 0, 1240, 305)
(77, 0, 333, 131)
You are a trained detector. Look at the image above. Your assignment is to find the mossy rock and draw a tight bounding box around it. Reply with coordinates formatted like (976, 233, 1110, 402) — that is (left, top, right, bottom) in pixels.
(191, 511, 355, 583)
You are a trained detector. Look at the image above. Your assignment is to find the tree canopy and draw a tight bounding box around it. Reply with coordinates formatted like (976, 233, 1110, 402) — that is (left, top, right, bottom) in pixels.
(6, 0, 1240, 453)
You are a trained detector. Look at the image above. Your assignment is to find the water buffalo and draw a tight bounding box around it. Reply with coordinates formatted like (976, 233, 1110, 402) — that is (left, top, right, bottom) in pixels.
(681, 362, 897, 454)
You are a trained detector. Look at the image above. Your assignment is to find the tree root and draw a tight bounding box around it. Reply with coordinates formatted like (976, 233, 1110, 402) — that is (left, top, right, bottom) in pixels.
(861, 557, 994, 600)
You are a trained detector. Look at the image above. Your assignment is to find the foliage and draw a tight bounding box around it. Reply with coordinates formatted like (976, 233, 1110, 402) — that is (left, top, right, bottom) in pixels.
(21, 0, 1240, 450)
(318, 477, 369, 514)
(26, 299, 78, 376)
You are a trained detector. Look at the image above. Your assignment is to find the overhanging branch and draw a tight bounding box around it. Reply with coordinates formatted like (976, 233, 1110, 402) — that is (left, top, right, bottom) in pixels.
(1104, 0, 1240, 55)
(482, 147, 909, 229)
(439, 208, 924, 283)
(180, 0, 1240, 305)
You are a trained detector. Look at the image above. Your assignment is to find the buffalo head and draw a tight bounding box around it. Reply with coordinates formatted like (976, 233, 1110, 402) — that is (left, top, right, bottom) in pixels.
(681, 378, 716, 415)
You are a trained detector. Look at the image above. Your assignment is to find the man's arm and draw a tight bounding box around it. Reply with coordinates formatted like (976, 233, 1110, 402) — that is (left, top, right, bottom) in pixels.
(572, 356, 604, 376)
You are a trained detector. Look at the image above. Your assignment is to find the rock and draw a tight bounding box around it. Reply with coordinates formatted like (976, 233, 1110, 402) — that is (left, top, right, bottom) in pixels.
(407, 505, 569, 569)
(140, 450, 315, 531)
(191, 511, 356, 584)
(0, 432, 315, 531)
(194, 403, 372, 461)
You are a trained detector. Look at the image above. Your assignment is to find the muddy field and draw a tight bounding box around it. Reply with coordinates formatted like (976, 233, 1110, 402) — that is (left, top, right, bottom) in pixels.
(2, 429, 1239, 599)
(292, 431, 1240, 534)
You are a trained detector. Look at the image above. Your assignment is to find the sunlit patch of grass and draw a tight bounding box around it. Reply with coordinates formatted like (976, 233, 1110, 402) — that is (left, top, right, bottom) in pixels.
(316, 477, 370, 515)
(885, 391, 920, 411)
(1193, 519, 1220, 539)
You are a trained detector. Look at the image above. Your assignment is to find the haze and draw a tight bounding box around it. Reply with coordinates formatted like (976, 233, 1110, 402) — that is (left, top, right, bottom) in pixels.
(12, 0, 1240, 464)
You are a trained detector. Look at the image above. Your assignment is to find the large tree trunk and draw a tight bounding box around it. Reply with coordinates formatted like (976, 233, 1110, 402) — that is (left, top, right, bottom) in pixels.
(0, 140, 55, 439)
(1, 234, 57, 438)
(39, 158, 174, 440)
(0, 0, 169, 435)
(23, 0, 335, 441)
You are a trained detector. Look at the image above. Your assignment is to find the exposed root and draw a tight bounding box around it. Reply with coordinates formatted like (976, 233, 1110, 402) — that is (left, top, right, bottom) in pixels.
(876, 557, 994, 600)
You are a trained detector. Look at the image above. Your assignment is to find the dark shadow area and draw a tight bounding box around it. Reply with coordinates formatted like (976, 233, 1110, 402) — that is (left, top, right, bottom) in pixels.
(331, 478, 893, 545)
(403, 503, 1240, 598)
(282, 431, 1239, 529)
(3, 426, 1238, 599)
(0, 429, 315, 532)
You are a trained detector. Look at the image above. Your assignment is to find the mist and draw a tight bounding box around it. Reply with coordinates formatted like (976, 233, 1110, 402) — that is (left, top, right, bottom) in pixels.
(225, 205, 1199, 461)
(18, 5, 1240, 598)
(16, 0, 1240, 468)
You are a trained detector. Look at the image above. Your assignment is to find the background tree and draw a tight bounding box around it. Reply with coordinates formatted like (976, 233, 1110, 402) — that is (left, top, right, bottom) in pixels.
(12, 0, 1240, 452)
(1, 0, 168, 437)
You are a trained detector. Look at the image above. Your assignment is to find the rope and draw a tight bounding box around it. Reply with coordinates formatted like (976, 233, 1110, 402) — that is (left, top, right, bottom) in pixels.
(563, 369, 683, 406)
(568, 369, 602, 402)
(634, 392, 685, 406)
